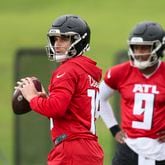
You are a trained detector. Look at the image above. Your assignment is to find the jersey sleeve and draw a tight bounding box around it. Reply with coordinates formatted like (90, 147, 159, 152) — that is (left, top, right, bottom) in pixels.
(30, 71, 76, 118)
(103, 62, 131, 90)
(104, 67, 120, 90)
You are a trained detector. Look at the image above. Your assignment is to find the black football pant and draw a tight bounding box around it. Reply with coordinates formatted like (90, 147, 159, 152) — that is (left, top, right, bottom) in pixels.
(112, 142, 165, 165)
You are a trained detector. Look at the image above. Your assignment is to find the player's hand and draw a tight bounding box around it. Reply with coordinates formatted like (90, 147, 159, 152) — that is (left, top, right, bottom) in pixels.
(157, 130, 165, 143)
(18, 77, 39, 101)
(37, 91, 47, 98)
(115, 130, 126, 144)
(40, 85, 48, 97)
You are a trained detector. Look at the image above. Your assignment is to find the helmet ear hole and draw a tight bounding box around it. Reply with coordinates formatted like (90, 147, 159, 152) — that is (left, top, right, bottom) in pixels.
(68, 47, 77, 57)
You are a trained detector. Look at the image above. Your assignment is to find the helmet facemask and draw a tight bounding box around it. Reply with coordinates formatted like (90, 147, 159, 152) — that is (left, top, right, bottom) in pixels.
(128, 38, 162, 70)
(46, 29, 90, 63)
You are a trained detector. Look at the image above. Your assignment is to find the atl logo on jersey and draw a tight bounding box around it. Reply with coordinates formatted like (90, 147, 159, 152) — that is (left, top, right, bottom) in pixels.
(132, 84, 159, 94)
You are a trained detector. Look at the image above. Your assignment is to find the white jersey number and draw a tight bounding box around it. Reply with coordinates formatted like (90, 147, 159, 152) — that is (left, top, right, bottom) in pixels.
(50, 89, 100, 133)
(132, 93, 154, 130)
(88, 89, 100, 134)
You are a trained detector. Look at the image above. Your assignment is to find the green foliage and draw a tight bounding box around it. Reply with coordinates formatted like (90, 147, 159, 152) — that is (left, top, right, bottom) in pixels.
(0, 0, 165, 164)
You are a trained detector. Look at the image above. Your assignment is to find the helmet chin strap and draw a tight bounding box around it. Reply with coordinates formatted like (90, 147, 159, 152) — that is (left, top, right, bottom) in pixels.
(133, 60, 151, 69)
(131, 53, 159, 70)
(53, 49, 70, 62)
(55, 54, 68, 62)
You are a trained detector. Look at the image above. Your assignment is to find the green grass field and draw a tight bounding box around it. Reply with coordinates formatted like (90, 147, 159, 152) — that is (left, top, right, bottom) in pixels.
(1, 0, 165, 164)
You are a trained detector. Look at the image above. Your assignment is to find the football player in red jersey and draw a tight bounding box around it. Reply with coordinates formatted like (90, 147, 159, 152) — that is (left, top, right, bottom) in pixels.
(16, 15, 104, 165)
(100, 21, 165, 165)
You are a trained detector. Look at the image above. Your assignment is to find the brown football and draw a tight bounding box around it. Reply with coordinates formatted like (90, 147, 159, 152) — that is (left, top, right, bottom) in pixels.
(12, 77, 42, 115)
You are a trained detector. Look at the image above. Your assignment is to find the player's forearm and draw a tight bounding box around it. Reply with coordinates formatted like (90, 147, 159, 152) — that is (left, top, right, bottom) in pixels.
(100, 101, 118, 128)
(30, 93, 70, 118)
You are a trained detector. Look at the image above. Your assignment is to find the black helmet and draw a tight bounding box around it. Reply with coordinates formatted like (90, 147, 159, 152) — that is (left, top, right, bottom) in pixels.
(128, 21, 165, 69)
(46, 14, 91, 62)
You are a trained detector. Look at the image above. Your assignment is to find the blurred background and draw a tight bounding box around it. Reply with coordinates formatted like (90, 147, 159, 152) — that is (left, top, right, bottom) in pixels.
(1, 0, 165, 164)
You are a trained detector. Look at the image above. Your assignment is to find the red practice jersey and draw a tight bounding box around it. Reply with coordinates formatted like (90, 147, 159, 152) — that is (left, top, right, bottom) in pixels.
(30, 55, 102, 142)
(104, 61, 165, 138)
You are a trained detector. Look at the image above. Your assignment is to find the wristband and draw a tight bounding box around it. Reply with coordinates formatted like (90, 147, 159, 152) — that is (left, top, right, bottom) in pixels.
(109, 125, 121, 137)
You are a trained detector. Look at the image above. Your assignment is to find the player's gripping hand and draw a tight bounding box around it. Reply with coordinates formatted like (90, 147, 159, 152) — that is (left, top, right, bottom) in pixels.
(12, 76, 47, 115)
(157, 130, 165, 143)
(15, 77, 47, 102)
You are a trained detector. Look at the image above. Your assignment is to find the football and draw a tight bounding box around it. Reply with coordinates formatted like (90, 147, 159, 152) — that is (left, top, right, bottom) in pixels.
(12, 77, 42, 115)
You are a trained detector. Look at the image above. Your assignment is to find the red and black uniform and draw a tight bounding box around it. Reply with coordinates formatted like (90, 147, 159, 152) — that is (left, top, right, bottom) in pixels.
(30, 55, 104, 165)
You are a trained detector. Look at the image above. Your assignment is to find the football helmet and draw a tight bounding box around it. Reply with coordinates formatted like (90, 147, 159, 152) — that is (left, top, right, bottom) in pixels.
(46, 14, 90, 62)
(128, 21, 165, 69)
